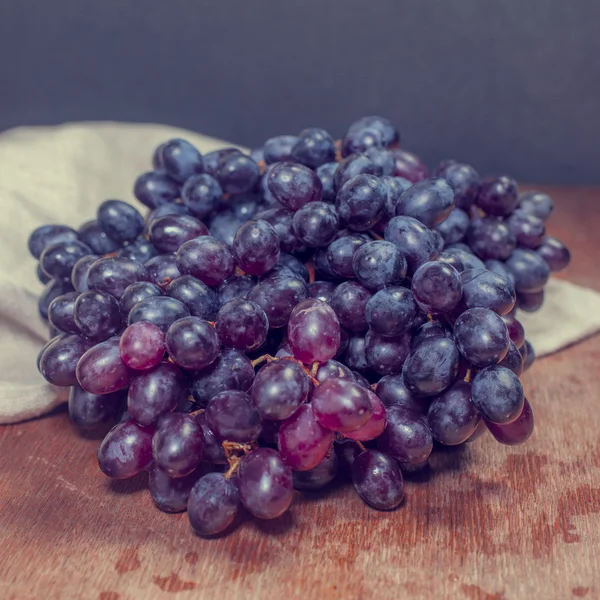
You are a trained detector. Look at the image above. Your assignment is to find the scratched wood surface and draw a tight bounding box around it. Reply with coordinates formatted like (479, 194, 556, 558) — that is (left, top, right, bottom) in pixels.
(0, 186, 599, 600)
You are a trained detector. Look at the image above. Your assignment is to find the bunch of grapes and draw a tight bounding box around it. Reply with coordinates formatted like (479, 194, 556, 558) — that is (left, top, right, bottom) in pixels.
(30, 116, 571, 536)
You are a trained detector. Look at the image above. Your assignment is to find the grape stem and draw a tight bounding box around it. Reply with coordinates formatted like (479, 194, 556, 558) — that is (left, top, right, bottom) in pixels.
(355, 441, 367, 453)
(305, 260, 316, 284)
(189, 408, 204, 417)
(251, 354, 321, 386)
(367, 230, 384, 241)
(464, 368, 472, 383)
(223, 456, 241, 480)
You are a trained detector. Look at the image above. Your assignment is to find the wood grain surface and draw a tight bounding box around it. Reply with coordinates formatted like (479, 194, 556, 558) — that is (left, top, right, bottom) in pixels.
(1, 186, 599, 600)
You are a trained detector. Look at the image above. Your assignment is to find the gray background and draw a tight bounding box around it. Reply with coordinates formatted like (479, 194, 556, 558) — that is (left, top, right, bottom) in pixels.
(0, 1, 598, 184)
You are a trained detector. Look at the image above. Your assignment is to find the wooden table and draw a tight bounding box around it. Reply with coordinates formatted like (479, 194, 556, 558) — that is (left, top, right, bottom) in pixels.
(1, 187, 599, 600)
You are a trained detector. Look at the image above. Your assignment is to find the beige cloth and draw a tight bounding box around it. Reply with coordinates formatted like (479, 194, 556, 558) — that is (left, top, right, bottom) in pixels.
(0, 122, 597, 423)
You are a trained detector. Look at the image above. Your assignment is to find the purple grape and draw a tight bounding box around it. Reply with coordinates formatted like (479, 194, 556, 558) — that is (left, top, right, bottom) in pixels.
(194, 413, 227, 464)
(536, 236, 571, 272)
(152, 413, 204, 477)
(293, 451, 339, 491)
(188, 472, 240, 535)
(379, 176, 412, 223)
(476, 175, 519, 216)
(97, 200, 144, 244)
(384, 216, 438, 275)
(377, 405, 433, 466)
(363, 147, 396, 176)
(316, 162, 338, 202)
(315, 359, 354, 383)
(484, 259, 514, 284)
(175, 236, 234, 287)
(145, 254, 181, 286)
(206, 390, 262, 443)
(326, 233, 369, 279)
(395, 178, 455, 228)
(276, 253, 309, 282)
(499, 340, 524, 376)
(97, 419, 154, 478)
(308, 280, 337, 304)
(334, 154, 382, 192)
(506, 211, 545, 249)
(336, 174, 385, 231)
(40, 240, 93, 281)
(127, 360, 184, 426)
(466, 217, 516, 261)
(352, 240, 407, 291)
(267, 162, 322, 210)
(352, 450, 404, 510)
(375, 374, 427, 414)
(38, 279, 75, 319)
(364, 329, 411, 375)
(181, 173, 223, 219)
(471, 365, 524, 424)
(330, 281, 372, 333)
(412, 320, 452, 348)
(365, 286, 418, 337)
(443, 246, 486, 271)
(485, 397, 534, 445)
(517, 191, 554, 221)
(216, 154, 260, 194)
(117, 237, 159, 264)
(68, 385, 123, 430)
(28, 224, 79, 259)
(216, 275, 253, 305)
(161, 138, 204, 183)
(521, 339, 536, 371)
(517, 289, 544, 313)
(133, 170, 180, 209)
(290, 127, 336, 168)
(248, 273, 308, 328)
(48, 291, 79, 334)
(149, 463, 208, 513)
(254, 208, 300, 253)
(460, 268, 516, 315)
(149, 215, 208, 253)
(402, 336, 460, 397)
(287, 298, 341, 364)
(232, 219, 280, 275)
(347, 115, 399, 147)
(165, 316, 220, 370)
(411, 261, 462, 314)
(292, 201, 339, 247)
(119, 321, 165, 371)
(39, 334, 93, 386)
(390, 148, 429, 182)
(435, 207, 470, 244)
(163, 275, 219, 321)
(146, 203, 191, 230)
(78, 220, 121, 254)
(77, 337, 131, 395)
(263, 135, 299, 164)
(277, 404, 334, 471)
(344, 335, 369, 373)
(87, 257, 149, 299)
(345, 390, 387, 441)
(119, 281, 163, 317)
(203, 148, 242, 177)
(311, 378, 372, 432)
(128, 295, 190, 333)
(73, 290, 121, 340)
(237, 448, 294, 519)
(435, 162, 480, 210)
(216, 299, 268, 352)
(505, 248, 550, 293)
(502, 315, 525, 348)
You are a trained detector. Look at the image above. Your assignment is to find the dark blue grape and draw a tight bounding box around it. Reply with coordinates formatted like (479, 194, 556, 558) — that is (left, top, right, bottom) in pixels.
(507, 211, 545, 249)
(411, 261, 462, 314)
(133, 170, 180, 209)
(460, 268, 516, 315)
(292, 201, 339, 247)
(149, 463, 208, 513)
(485, 397, 534, 445)
(384, 216, 438, 275)
(517, 289, 544, 313)
(97, 200, 144, 244)
(78, 220, 121, 255)
(364, 147, 396, 176)
(87, 257, 149, 299)
(145, 254, 181, 286)
(208, 209, 242, 247)
(334, 154, 382, 193)
(166, 316, 220, 370)
(216, 154, 260, 194)
(181, 173, 223, 219)
(471, 365, 524, 424)
(40, 241, 93, 281)
(176, 236, 234, 287)
(308, 280, 337, 303)
(38, 279, 75, 319)
(352, 240, 407, 290)
(343, 335, 369, 373)
(520, 339, 535, 371)
(435, 207, 470, 244)
(203, 148, 242, 177)
(505, 248, 550, 293)
(476, 176, 519, 216)
(364, 330, 411, 375)
(216, 299, 269, 351)
(165, 275, 219, 321)
(498, 340, 524, 376)
(149, 215, 208, 254)
(68, 385, 123, 430)
(254, 208, 300, 253)
(28, 224, 79, 259)
(232, 219, 280, 275)
(291, 127, 336, 168)
(263, 135, 299, 164)
(74, 290, 121, 340)
(484, 259, 515, 284)
(466, 217, 516, 261)
(326, 233, 369, 279)
(330, 281, 372, 333)
(342, 127, 384, 157)
(435, 162, 480, 210)
(161, 138, 204, 183)
(517, 191, 554, 221)
(390, 148, 429, 182)
(347, 115, 399, 147)
(352, 450, 404, 510)
(375, 373, 427, 414)
(188, 472, 240, 535)
(293, 451, 339, 491)
(217, 275, 255, 305)
(39, 334, 94, 386)
(145, 203, 191, 230)
(395, 178, 454, 228)
(536, 236, 571, 272)
(48, 291, 80, 334)
(365, 286, 418, 337)
(316, 162, 338, 202)
(336, 174, 385, 231)
(117, 237, 158, 263)
(267, 162, 323, 211)
(128, 295, 190, 333)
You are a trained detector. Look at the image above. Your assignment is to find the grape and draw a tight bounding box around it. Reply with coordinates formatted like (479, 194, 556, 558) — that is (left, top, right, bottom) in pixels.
(506, 211, 545, 249)
(68, 385, 123, 430)
(216, 154, 260, 194)
(466, 217, 516, 261)
(502, 315, 525, 348)
(133, 170, 180, 209)
(277, 253, 309, 282)
(453, 307, 509, 368)
(248, 273, 308, 328)
(291, 127, 336, 168)
(498, 341, 524, 376)
(206, 390, 262, 443)
(330, 281, 372, 333)
(334, 154, 382, 192)
(231, 192, 262, 222)
(460, 268, 516, 315)
(352, 450, 404, 510)
(117, 237, 159, 263)
(28, 224, 79, 259)
(149, 215, 208, 253)
(38, 279, 75, 319)
(471, 365, 524, 424)
(119, 281, 163, 317)
(251, 360, 309, 420)
(145, 254, 181, 286)
(263, 135, 299, 164)
(364, 147, 396, 176)
(316, 162, 339, 202)
(292, 201, 339, 247)
(336, 174, 385, 231)
(232, 219, 280, 275)
(188, 472, 240, 535)
(164, 275, 219, 321)
(39, 334, 94, 386)
(277, 404, 334, 471)
(76, 337, 131, 395)
(119, 321, 165, 371)
(203, 148, 242, 176)
(377, 405, 433, 466)
(536, 236, 571, 272)
(352, 240, 407, 290)
(345, 390, 387, 441)
(97, 419, 154, 478)
(87, 257, 149, 299)
(311, 378, 372, 432)
(442, 246, 485, 271)
(215, 299, 268, 352)
(165, 316, 220, 370)
(237, 448, 294, 519)
(215, 276, 252, 306)
(287, 298, 341, 364)
(128, 361, 184, 426)
(375, 374, 427, 414)
(435, 162, 480, 210)
(364, 329, 411, 375)
(395, 178, 454, 228)
(36, 263, 51, 284)
(97, 200, 144, 243)
(384, 216, 438, 275)
(128, 296, 190, 333)
(412, 320, 452, 348)
(40, 240, 92, 281)
(344, 335, 369, 372)
(293, 451, 339, 491)
(161, 138, 204, 183)
(315, 359, 354, 383)
(326, 233, 368, 279)
(181, 174, 223, 219)
(476, 175, 519, 216)
(343, 127, 384, 156)
(146, 203, 191, 229)
(73, 290, 121, 340)
(254, 208, 300, 253)
(267, 162, 323, 210)
(390, 148, 429, 182)
(78, 220, 121, 254)
(520, 339, 535, 371)
(411, 261, 462, 314)
(435, 207, 470, 244)
(484, 259, 514, 284)
(308, 280, 337, 304)
(347, 115, 399, 147)
(149, 463, 208, 513)
(194, 413, 227, 464)
(379, 176, 412, 223)
(364, 286, 418, 337)
(403, 336, 460, 397)
(517, 289, 544, 313)
(175, 236, 234, 287)
(517, 191, 554, 221)
(485, 397, 534, 445)
(505, 248, 550, 293)
(427, 381, 480, 445)
(48, 291, 79, 334)
(152, 413, 204, 477)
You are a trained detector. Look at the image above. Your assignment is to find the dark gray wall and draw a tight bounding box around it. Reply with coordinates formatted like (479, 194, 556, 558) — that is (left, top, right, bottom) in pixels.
(0, 1, 598, 184)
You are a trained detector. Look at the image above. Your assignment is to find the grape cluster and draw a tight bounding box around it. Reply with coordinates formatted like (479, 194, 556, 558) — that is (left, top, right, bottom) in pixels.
(30, 117, 570, 536)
